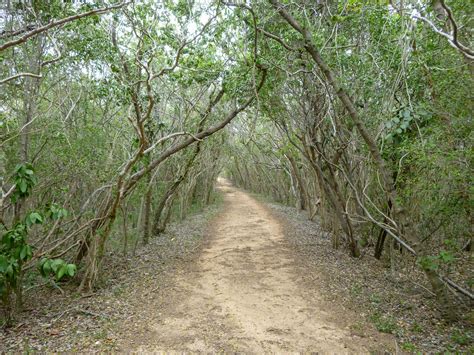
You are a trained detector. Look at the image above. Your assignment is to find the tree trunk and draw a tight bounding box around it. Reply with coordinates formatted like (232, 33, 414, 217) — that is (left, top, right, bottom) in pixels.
(142, 171, 153, 245)
(270, 0, 457, 319)
(287, 154, 307, 210)
(121, 203, 129, 256)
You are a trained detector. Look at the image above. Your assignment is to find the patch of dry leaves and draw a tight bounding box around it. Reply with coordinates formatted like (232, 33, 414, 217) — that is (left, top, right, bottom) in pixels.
(265, 201, 473, 354)
(0, 204, 219, 353)
(1, 195, 472, 354)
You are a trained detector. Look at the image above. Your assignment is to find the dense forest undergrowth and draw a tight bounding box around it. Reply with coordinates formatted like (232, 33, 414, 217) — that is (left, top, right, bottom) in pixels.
(0, 0, 473, 352)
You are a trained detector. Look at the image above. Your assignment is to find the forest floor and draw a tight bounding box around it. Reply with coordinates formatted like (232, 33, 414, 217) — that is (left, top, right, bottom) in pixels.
(1, 179, 472, 353)
(120, 178, 394, 353)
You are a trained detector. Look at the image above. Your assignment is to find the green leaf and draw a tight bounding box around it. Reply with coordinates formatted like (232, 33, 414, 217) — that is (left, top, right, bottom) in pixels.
(19, 180, 27, 193)
(29, 212, 43, 225)
(439, 250, 455, 263)
(66, 264, 77, 277)
(0, 255, 7, 273)
(402, 109, 410, 119)
(56, 264, 68, 281)
(6, 264, 14, 277)
(13, 246, 22, 259)
(418, 256, 439, 271)
(20, 245, 28, 260)
(22, 245, 32, 260)
(60, 208, 69, 218)
(14, 164, 24, 173)
(40, 259, 52, 276)
(51, 259, 64, 273)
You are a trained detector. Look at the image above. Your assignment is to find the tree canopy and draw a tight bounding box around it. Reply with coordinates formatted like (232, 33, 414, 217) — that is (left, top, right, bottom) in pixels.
(1, 0, 472, 329)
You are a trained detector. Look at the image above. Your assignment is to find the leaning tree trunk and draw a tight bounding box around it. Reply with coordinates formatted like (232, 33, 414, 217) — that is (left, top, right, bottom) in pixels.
(270, 0, 457, 320)
(287, 154, 308, 211)
(303, 141, 360, 257)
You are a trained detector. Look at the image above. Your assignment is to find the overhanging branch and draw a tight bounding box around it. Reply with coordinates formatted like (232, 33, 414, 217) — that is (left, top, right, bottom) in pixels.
(0, 2, 130, 52)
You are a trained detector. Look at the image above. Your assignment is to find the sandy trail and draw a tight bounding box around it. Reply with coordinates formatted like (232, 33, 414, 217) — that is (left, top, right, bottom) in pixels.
(135, 178, 386, 353)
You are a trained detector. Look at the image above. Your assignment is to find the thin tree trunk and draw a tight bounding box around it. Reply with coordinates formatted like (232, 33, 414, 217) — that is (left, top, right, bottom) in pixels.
(270, 0, 457, 319)
(142, 171, 153, 245)
(121, 203, 129, 256)
(287, 155, 307, 210)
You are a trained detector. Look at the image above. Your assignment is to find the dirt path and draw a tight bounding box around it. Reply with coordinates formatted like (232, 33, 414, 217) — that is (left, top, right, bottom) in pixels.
(131, 179, 392, 353)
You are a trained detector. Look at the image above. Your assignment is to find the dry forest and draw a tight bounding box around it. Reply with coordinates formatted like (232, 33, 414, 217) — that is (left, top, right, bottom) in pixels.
(0, 0, 473, 353)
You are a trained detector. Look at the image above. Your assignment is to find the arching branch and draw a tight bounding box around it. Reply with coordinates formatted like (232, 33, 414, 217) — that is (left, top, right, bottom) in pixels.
(0, 2, 130, 52)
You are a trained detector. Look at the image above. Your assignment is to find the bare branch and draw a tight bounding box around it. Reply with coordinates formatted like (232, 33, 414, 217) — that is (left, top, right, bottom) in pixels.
(143, 132, 188, 155)
(151, 11, 218, 80)
(0, 72, 42, 85)
(0, 2, 130, 52)
(257, 27, 296, 51)
(126, 68, 268, 193)
(414, 2, 474, 60)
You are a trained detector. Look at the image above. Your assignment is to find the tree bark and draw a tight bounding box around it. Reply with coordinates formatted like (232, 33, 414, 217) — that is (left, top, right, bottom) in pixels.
(269, 0, 457, 319)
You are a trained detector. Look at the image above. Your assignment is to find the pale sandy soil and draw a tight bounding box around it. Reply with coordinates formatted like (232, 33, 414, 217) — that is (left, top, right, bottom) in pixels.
(125, 178, 394, 353)
(3, 179, 469, 353)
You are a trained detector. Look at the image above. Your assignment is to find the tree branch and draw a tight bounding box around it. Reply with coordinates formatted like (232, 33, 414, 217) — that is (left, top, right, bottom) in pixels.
(0, 2, 130, 52)
(257, 27, 296, 51)
(414, 1, 474, 60)
(0, 72, 42, 85)
(126, 68, 268, 193)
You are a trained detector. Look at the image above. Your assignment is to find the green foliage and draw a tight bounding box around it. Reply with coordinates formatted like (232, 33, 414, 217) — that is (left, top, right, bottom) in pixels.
(418, 255, 439, 272)
(370, 312, 399, 334)
(11, 163, 37, 203)
(1, 162, 73, 323)
(411, 322, 423, 333)
(25, 211, 44, 227)
(417, 250, 456, 272)
(450, 330, 472, 346)
(1, 191, 43, 298)
(401, 342, 417, 352)
(350, 283, 363, 296)
(0, 221, 33, 306)
(384, 106, 431, 145)
(369, 292, 381, 304)
(45, 203, 69, 221)
(39, 258, 77, 281)
(0, 0, 472, 344)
